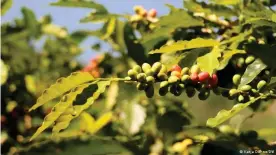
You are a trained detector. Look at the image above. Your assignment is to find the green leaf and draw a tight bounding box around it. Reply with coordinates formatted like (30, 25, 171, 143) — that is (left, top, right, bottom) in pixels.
(50, 0, 107, 12)
(112, 20, 126, 53)
(218, 49, 246, 70)
(206, 94, 269, 127)
(105, 82, 119, 110)
(1, 59, 8, 85)
(80, 12, 119, 23)
(244, 18, 276, 29)
(29, 72, 94, 111)
(89, 112, 113, 134)
(124, 23, 147, 65)
(42, 24, 68, 38)
(25, 75, 36, 94)
(122, 101, 146, 135)
(246, 44, 276, 68)
(238, 59, 267, 88)
(52, 81, 110, 135)
(1, 0, 13, 16)
(102, 17, 116, 39)
(184, 0, 237, 18)
(210, 0, 240, 5)
(197, 46, 222, 74)
(21, 7, 39, 37)
(268, 77, 276, 89)
(149, 38, 219, 54)
(30, 83, 91, 141)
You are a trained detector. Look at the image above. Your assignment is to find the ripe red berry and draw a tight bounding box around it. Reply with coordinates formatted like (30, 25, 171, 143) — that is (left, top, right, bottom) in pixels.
(148, 8, 157, 17)
(190, 73, 198, 82)
(198, 71, 210, 82)
(170, 65, 181, 73)
(209, 74, 218, 87)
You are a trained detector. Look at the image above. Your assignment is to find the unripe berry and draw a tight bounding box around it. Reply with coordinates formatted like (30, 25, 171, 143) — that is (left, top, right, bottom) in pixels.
(151, 62, 162, 75)
(125, 77, 131, 81)
(190, 73, 199, 82)
(133, 5, 144, 14)
(137, 82, 147, 90)
(245, 55, 255, 65)
(171, 71, 181, 78)
(198, 71, 210, 82)
(198, 89, 210, 100)
(146, 76, 155, 83)
(229, 89, 239, 97)
(159, 64, 167, 74)
(238, 95, 245, 102)
(137, 73, 147, 82)
(232, 74, 241, 85)
(181, 67, 190, 76)
(157, 73, 168, 80)
(159, 87, 168, 96)
(240, 85, 252, 92)
(145, 84, 154, 98)
(142, 63, 151, 73)
(181, 75, 190, 82)
(219, 125, 235, 134)
(160, 81, 169, 88)
(190, 65, 200, 74)
(146, 70, 154, 76)
(133, 65, 142, 73)
(209, 74, 218, 87)
(128, 69, 138, 80)
(257, 80, 267, 91)
(168, 75, 179, 84)
(237, 57, 245, 68)
(148, 8, 157, 18)
(170, 65, 181, 73)
(212, 87, 221, 95)
(186, 86, 196, 98)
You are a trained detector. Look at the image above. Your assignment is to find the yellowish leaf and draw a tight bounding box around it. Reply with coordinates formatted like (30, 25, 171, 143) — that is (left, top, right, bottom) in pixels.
(197, 46, 222, 74)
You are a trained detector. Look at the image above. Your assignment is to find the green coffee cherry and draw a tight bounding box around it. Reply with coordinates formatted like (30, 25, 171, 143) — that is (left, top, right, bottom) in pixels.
(198, 89, 210, 100)
(137, 82, 147, 90)
(133, 65, 142, 73)
(169, 84, 182, 96)
(151, 62, 162, 74)
(157, 73, 168, 80)
(240, 85, 252, 91)
(125, 77, 131, 81)
(159, 64, 167, 74)
(137, 73, 147, 82)
(171, 71, 181, 77)
(145, 84, 154, 98)
(128, 69, 138, 80)
(237, 57, 245, 68)
(219, 125, 235, 134)
(168, 75, 179, 84)
(229, 89, 239, 97)
(186, 86, 196, 98)
(245, 56, 255, 65)
(190, 65, 200, 74)
(238, 95, 244, 102)
(142, 63, 151, 73)
(178, 83, 185, 89)
(146, 76, 155, 83)
(232, 74, 241, 85)
(257, 80, 267, 90)
(212, 87, 221, 95)
(181, 75, 190, 82)
(159, 87, 168, 96)
(251, 88, 258, 94)
(181, 67, 189, 75)
(146, 70, 154, 76)
(160, 81, 169, 89)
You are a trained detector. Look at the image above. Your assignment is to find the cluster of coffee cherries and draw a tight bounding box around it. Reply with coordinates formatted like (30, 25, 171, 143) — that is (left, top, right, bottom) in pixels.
(126, 62, 219, 100)
(226, 70, 269, 103)
(232, 54, 255, 69)
(130, 5, 158, 31)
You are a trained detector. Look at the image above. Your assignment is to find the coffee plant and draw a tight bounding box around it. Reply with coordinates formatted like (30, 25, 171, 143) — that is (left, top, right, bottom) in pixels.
(2, 0, 276, 155)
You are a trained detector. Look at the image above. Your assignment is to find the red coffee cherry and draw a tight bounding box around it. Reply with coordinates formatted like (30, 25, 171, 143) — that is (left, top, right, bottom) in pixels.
(148, 8, 157, 18)
(190, 73, 199, 82)
(198, 71, 210, 82)
(170, 65, 181, 73)
(209, 74, 218, 87)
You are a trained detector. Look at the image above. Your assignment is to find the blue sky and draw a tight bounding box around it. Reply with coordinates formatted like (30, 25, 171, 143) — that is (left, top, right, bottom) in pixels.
(2, 0, 182, 64)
